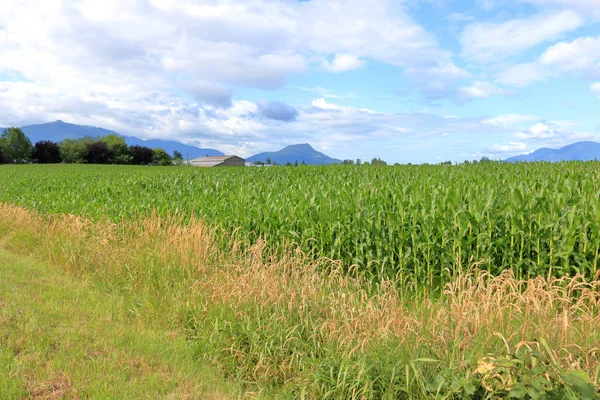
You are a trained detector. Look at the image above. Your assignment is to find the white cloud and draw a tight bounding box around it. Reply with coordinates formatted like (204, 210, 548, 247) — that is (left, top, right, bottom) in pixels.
(592, 82, 600, 99)
(0, 0, 463, 123)
(485, 116, 600, 158)
(490, 142, 528, 153)
(484, 114, 540, 127)
(499, 36, 600, 87)
(516, 123, 556, 140)
(498, 63, 553, 87)
(461, 10, 584, 62)
(299, 87, 355, 99)
(523, 0, 600, 19)
(457, 81, 510, 101)
(539, 37, 600, 79)
(322, 54, 366, 73)
(311, 98, 343, 111)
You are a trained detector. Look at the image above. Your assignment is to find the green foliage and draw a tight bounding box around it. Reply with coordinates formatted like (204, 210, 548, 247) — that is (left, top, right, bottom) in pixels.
(152, 148, 173, 166)
(475, 345, 598, 399)
(2, 163, 600, 284)
(173, 150, 184, 165)
(370, 157, 387, 166)
(130, 145, 153, 165)
(0, 127, 33, 163)
(85, 141, 111, 164)
(100, 134, 132, 164)
(59, 137, 92, 163)
(33, 141, 62, 164)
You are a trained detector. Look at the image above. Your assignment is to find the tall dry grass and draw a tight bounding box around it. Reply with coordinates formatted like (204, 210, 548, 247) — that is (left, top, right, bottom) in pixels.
(1, 202, 599, 398)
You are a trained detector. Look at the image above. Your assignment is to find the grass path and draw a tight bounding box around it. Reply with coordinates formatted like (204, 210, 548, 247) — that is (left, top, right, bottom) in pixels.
(0, 249, 241, 399)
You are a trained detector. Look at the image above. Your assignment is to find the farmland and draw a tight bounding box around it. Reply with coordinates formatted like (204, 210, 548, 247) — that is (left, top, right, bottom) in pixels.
(1, 163, 600, 398)
(1, 163, 600, 283)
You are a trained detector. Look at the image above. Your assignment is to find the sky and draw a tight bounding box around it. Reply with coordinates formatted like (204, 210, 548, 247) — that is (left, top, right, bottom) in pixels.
(0, 0, 599, 164)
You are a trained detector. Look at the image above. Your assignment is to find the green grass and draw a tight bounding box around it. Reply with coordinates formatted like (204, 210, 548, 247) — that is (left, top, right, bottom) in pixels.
(1, 163, 600, 285)
(0, 248, 241, 399)
(1, 203, 598, 399)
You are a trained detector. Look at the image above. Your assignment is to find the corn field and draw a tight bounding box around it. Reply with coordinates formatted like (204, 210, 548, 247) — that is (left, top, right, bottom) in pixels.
(1, 162, 599, 284)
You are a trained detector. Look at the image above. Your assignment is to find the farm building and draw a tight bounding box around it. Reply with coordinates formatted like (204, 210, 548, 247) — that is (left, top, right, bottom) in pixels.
(190, 155, 245, 167)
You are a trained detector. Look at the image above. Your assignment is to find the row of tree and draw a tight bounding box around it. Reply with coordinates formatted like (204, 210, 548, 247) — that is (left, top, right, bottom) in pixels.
(342, 158, 388, 166)
(0, 128, 184, 166)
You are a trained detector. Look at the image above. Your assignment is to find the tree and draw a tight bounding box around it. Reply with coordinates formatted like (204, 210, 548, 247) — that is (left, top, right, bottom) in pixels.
(173, 150, 183, 165)
(85, 141, 111, 164)
(342, 159, 355, 165)
(371, 157, 387, 166)
(59, 137, 92, 163)
(100, 134, 132, 164)
(33, 141, 62, 164)
(0, 147, 7, 164)
(152, 148, 173, 166)
(130, 145, 153, 165)
(294, 160, 298, 167)
(0, 127, 33, 163)
(266, 157, 271, 165)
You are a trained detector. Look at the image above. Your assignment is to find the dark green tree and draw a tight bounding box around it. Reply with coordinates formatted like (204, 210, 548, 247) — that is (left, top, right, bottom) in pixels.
(100, 134, 132, 164)
(33, 141, 62, 163)
(85, 141, 111, 164)
(0, 127, 33, 163)
(130, 145, 153, 165)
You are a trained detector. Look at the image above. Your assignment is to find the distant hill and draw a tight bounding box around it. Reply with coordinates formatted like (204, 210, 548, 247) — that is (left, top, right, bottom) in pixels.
(247, 143, 342, 165)
(506, 141, 600, 162)
(6, 121, 223, 158)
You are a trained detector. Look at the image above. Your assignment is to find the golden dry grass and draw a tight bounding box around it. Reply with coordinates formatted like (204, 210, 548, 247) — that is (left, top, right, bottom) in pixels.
(1, 202, 599, 396)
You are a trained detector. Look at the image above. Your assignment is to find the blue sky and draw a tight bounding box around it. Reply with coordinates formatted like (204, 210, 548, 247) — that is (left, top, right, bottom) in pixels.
(1, 0, 599, 163)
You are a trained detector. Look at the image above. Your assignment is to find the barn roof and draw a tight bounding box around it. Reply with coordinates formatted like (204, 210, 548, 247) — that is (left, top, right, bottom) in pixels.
(190, 155, 244, 162)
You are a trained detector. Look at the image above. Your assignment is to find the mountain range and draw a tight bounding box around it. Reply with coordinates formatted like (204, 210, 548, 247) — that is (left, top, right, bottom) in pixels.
(14, 121, 224, 159)
(506, 141, 600, 162)
(4, 121, 341, 164)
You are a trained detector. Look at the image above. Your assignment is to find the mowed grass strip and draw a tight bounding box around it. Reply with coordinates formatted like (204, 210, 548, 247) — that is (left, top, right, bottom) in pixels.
(0, 249, 241, 399)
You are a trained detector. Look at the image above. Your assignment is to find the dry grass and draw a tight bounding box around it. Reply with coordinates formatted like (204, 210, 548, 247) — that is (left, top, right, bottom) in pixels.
(1, 202, 599, 397)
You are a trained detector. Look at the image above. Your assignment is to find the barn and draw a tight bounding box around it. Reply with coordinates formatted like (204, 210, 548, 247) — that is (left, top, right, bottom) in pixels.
(190, 155, 246, 167)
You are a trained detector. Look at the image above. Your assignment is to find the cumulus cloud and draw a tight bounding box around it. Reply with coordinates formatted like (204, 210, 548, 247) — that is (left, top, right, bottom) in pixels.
(0, 0, 467, 130)
(497, 63, 553, 87)
(487, 120, 600, 158)
(256, 100, 299, 122)
(461, 10, 584, 63)
(484, 114, 540, 127)
(499, 36, 600, 87)
(539, 37, 600, 79)
(515, 123, 557, 140)
(457, 81, 511, 101)
(322, 54, 366, 73)
(592, 82, 600, 99)
(523, 0, 600, 19)
(489, 142, 528, 153)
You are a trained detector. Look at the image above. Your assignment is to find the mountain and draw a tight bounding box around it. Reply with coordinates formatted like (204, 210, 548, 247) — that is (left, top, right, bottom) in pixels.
(247, 143, 342, 165)
(506, 141, 600, 163)
(8, 120, 223, 158)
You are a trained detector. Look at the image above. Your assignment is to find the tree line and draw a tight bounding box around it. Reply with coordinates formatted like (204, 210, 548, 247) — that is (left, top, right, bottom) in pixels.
(0, 127, 184, 166)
